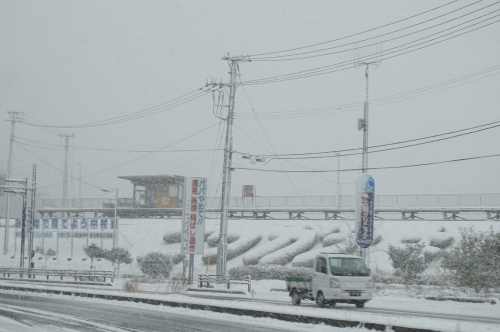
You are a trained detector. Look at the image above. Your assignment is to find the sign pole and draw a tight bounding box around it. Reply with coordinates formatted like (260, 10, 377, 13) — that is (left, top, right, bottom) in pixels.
(355, 174, 375, 261)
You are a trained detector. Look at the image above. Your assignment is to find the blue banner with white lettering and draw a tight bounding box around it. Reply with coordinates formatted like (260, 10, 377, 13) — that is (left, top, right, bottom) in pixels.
(355, 174, 375, 249)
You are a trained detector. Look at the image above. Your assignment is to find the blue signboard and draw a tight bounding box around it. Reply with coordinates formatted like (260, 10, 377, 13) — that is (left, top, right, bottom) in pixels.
(355, 174, 375, 249)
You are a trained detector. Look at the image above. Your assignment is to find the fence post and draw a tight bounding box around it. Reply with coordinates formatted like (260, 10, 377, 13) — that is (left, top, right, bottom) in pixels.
(247, 275, 251, 293)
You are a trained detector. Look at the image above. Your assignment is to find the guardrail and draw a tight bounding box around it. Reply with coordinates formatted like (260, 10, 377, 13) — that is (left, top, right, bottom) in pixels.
(198, 274, 251, 292)
(0, 268, 114, 283)
(42, 193, 500, 210)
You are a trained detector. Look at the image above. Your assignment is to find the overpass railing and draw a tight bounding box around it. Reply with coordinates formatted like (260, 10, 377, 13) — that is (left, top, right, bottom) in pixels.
(42, 193, 500, 210)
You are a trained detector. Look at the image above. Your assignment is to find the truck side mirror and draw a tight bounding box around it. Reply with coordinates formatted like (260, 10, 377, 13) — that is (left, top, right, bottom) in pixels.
(321, 266, 327, 274)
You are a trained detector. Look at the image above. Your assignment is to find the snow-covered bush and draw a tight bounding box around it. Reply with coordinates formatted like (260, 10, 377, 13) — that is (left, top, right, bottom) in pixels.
(441, 227, 500, 292)
(242, 234, 298, 266)
(202, 234, 262, 265)
(163, 230, 181, 244)
(428, 233, 454, 249)
(140, 252, 173, 280)
(259, 230, 316, 265)
(400, 236, 422, 244)
(387, 243, 426, 283)
(322, 233, 346, 247)
(137, 251, 184, 266)
(436, 226, 445, 232)
(423, 246, 442, 263)
(228, 264, 311, 280)
(206, 232, 240, 247)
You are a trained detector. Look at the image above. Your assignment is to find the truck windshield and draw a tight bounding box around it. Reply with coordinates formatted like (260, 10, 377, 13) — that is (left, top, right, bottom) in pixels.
(329, 257, 370, 276)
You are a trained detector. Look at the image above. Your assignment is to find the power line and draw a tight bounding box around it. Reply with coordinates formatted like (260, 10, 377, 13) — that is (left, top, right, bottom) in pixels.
(23, 89, 211, 129)
(252, 1, 497, 61)
(262, 123, 500, 160)
(241, 15, 500, 85)
(235, 64, 500, 119)
(234, 153, 500, 173)
(237, 119, 500, 158)
(248, 0, 459, 57)
(15, 138, 223, 154)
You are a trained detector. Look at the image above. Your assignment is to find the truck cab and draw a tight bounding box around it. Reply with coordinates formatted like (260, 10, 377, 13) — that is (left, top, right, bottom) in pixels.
(312, 253, 373, 307)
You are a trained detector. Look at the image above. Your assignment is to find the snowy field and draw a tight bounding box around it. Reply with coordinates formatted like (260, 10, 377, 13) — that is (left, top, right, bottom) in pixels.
(1, 218, 499, 331)
(1, 218, 498, 276)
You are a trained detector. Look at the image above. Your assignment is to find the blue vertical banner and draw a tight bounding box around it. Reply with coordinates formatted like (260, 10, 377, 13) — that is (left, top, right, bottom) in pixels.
(355, 174, 375, 249)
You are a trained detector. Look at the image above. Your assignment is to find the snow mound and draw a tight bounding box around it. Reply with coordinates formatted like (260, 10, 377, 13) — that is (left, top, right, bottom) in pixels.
(207, 231, 240, 247)
(322, 233, 346, 247)
(242, 233, 298, 266)
(401, 235, 422, 244)
(163, 225, 215, 244)
(259, 230, 317, 266)
(202, 233, 262, 265)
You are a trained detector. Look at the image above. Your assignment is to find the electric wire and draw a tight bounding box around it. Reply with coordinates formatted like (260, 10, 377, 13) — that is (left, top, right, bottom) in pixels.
(241, 15, 500, 85)
(30, 122, 220, 190)
(248, 0, 459, 57)
(234, 153, 500, 173)
(252, 1, 498, 61)
(234, 65, 500, 119)
(261, 123, 500, 160)
(238, 119, 500, 158)
(22, 89, 211, 129)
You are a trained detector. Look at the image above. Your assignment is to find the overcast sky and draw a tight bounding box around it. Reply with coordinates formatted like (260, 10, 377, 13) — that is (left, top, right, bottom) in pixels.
(0, 0, 499, 202)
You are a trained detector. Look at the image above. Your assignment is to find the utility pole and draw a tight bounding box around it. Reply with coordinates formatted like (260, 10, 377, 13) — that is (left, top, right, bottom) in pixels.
(113, 187, 118, 248)
(4, 111, 24, 255)
(335, 153, 341, 207)
(19, 178, 28, 270)
(59, 133, 74, 216)
(28, 163, 36, 269)
(215, 54, 250, 278)
(357, 62, 379, 173)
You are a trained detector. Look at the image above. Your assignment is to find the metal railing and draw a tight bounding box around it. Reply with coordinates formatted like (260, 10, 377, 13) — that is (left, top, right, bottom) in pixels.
(197, 274, 251, 292)
(0, 268, 114, 283)
(42, 193, 500, 210)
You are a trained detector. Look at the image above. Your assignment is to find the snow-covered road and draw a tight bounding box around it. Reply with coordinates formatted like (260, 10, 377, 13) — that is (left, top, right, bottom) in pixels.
(0, 291, 364, 332)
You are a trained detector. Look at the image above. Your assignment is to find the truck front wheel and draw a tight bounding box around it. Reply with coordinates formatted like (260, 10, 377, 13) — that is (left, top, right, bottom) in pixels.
(291, 291, 301, 305)
(316, 291, 326, 307)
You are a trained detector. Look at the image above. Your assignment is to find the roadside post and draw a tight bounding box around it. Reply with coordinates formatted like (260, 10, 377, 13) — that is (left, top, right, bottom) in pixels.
(180, 177, 207, 285)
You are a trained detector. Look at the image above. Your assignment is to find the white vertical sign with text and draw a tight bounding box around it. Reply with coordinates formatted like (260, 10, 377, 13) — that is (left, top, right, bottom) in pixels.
(181, 177, 207, 255)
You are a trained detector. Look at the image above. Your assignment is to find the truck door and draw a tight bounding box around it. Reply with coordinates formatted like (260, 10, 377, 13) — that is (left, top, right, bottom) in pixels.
(313, 257, 330, 297)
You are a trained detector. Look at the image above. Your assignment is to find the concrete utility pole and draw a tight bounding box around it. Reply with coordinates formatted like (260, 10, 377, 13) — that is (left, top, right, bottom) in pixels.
(216, 54, 250, 277)
(4, 111, 24, 255)
(357, 62, 379, 173)
(28, 163, 36, 269)
(59, 133, 74, 216)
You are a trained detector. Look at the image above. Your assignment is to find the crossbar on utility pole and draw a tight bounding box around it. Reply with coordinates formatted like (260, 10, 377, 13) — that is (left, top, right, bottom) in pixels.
(216, 54, 250, 278)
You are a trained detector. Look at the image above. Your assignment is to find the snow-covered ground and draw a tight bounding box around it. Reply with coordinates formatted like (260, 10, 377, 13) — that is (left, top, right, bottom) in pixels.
(1, 218, 499, 331)
(2, 218, 497, 275)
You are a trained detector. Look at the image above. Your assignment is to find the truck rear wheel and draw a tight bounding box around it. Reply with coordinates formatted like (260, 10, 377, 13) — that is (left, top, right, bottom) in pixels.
(291, 291, 301, 305)
(316, 291, 326, 307)
(355, 301, 365, 308)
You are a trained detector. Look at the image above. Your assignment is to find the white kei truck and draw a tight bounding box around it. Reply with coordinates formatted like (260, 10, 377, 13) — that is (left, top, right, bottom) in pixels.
(286, 253, 373, 308)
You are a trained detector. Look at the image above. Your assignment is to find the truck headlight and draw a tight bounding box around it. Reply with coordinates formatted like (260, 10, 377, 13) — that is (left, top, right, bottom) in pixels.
(330, 278, 341, 288)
